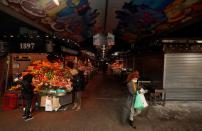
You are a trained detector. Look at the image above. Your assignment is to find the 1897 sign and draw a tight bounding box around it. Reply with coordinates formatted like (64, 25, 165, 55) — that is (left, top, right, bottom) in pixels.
(9, 36, 45, 52)
(20, 42, 35, 50)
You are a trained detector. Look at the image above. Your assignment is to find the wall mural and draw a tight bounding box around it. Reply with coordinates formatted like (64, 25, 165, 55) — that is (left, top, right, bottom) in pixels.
(116, 0, 202, 42)
(0, 0, 99, 42)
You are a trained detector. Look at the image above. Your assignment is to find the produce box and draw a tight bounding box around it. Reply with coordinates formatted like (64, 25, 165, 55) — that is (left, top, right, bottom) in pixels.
(1, 93, 18, 110)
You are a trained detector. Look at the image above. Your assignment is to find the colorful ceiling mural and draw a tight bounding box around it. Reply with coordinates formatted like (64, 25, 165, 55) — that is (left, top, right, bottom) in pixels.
(1, 0, 202, 44)
(116, 0, 202, 42)
(0, 0, 99, 42)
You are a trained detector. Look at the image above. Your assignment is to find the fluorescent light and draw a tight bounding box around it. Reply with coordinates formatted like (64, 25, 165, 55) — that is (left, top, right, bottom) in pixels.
(162, 40, 174, 43)
(53, 0, 59, 6)
(196, 40, 202, 43)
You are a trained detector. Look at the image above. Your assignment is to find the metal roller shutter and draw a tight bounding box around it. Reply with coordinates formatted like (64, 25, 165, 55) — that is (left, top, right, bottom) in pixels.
(164, 53, 202, 100)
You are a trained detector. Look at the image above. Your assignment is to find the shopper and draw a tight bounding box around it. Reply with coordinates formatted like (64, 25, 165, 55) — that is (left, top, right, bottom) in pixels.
(20, 73, 35, 121)
(102, 61, 108, 74)
(67, 61, 78, 76)
(66, 61, 82, 111)
(72, 70, 85, 111)
(122, 70, 140, 128)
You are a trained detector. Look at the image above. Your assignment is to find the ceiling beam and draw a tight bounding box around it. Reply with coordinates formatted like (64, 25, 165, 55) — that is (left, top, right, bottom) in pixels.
(104, 0, 109, 32)
(0, 4, 52, 35)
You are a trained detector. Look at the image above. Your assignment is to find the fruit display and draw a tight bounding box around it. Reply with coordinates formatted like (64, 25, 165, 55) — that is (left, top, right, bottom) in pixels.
(111, 61, 123, 70)
(24, 60, 73, 93)
(77, 59, 94, 76)
(111, 61, 124, 75)
(9, 85, 21, 91)
(10, 57, 96, 94)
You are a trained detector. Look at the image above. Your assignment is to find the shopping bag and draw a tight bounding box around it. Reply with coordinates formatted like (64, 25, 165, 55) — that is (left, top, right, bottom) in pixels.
(45, 96, 53, 111)
(140, 93, 148, 108)
(134, 92, 144, 110)
(40, 96, 46, 107)
(52, 96, 60, 111)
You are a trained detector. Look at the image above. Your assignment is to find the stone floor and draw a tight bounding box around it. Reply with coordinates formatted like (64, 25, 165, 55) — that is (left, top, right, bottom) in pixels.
(0, 72, 202, 131)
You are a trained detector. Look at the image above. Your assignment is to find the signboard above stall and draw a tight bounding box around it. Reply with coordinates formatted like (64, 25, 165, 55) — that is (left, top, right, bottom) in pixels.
(162, 39, 202, 53)
(9, 36, 46, 53)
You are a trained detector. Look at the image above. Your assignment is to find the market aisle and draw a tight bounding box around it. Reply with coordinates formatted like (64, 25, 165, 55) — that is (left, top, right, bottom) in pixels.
(82, 71, 126, 99)
(0, 72, 136, 131)
(1, 72, 202, 131)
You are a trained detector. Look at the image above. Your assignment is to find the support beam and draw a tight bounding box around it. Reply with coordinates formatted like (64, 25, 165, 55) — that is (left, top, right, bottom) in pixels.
(104, 0, 109, 32)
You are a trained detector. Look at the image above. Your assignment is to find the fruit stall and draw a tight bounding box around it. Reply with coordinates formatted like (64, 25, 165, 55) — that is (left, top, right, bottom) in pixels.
(9, 58, 73, 111)
(5, 53, 96, 111)
(110, 60, 124, 75)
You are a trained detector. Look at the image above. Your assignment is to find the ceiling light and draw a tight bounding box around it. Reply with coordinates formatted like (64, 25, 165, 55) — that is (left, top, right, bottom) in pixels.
(53, 0, 60, 6)
(162, 40, 174, 43)
(196, 40, 202, 43)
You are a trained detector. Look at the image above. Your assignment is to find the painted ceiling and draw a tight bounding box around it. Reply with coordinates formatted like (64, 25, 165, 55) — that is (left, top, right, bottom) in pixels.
(0, 0, 99, 42)
(116, 0, 202, 43)
(0, 0, 202, 43)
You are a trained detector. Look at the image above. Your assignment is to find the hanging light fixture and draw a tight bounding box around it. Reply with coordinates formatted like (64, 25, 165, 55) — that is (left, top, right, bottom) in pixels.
(53, 0, 60, 6)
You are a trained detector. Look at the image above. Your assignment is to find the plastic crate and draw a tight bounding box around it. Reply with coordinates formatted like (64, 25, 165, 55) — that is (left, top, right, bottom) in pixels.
(1, 93, 19, 110)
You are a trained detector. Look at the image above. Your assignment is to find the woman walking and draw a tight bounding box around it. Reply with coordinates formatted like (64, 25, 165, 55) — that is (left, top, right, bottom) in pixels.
(122, 70, 140, 128)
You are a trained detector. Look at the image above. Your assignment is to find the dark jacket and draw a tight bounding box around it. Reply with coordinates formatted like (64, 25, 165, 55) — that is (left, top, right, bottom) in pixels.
(125, 80, 141, 110)
(72, 71, 85, 91)
(21, 74, 34, 100)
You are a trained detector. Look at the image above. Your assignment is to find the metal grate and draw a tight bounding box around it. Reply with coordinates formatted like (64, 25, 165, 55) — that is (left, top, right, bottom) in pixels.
(164, 53, 202, 101)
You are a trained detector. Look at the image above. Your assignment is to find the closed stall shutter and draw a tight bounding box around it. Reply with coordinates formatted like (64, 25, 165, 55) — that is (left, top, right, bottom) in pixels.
(164, 53, 202, 100)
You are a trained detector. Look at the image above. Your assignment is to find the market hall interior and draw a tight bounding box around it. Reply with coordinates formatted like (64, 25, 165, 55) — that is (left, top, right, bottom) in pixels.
(1, 70, 202, 131)
(1, 0, 202, 130)
(0, 70, 135, 131)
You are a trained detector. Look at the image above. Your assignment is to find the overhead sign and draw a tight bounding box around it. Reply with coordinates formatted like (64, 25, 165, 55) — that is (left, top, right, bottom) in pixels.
(93, 33, 114, 46)
(93, 34, 106, 46)
(9, 37, 46, 53)
(107, 33, 115, 46)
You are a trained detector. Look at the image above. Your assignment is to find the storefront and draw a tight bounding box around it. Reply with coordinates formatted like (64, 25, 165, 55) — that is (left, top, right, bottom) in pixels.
(163, 40, 202, 100)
